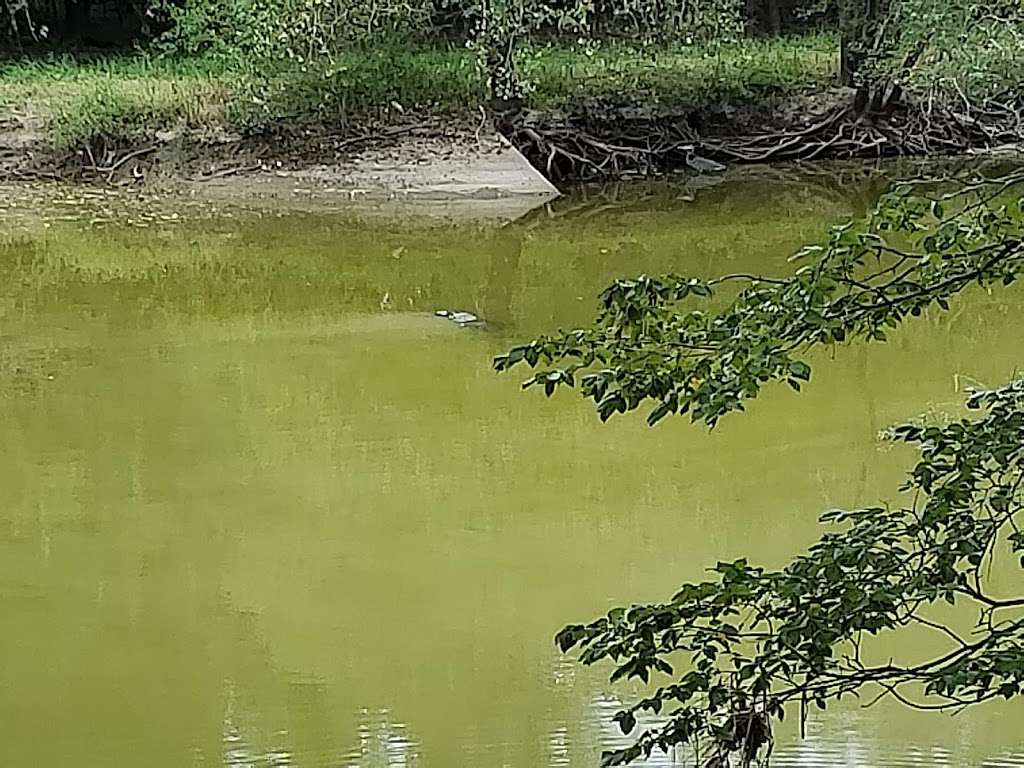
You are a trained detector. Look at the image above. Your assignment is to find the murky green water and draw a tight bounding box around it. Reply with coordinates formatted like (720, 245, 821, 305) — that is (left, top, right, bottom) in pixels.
(1, 168, 1022, 768)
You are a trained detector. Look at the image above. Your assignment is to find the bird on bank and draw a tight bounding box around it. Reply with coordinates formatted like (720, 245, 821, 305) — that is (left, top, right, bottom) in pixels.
(435, 310, 483, 327)
(685, 150, 727, 174)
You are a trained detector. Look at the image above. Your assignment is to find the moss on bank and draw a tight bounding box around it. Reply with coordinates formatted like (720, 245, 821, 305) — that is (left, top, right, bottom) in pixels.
(0, 34, 836, 148)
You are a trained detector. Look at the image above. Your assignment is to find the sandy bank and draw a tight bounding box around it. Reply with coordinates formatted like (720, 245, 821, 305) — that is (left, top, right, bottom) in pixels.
(0, 117, 561, 220)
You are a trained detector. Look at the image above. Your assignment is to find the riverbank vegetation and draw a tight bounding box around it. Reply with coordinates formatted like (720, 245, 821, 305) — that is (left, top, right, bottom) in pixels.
(0, 34, 835, 148)
(0, 0, 1021, 174)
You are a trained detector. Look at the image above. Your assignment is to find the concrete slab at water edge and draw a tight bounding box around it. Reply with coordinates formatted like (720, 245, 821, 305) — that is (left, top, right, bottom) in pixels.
(185, 131, 560, 221)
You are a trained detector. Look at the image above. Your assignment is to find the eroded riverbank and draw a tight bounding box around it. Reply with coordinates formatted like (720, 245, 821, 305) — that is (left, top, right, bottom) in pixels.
(4, 86, 1022, 202)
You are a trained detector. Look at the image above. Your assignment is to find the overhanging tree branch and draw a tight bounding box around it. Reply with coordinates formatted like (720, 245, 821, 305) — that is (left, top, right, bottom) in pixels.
(496, 170, 1024, 427)
(501, 170, 1024, 767)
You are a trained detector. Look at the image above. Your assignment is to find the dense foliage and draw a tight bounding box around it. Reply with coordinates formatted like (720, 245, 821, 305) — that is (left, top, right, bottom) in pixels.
(836, 0, 1024, 101)
(154, 0, 748, 56)
(498, 172, 1024, 766)
(886, 0, 1024, 100)
(5, 0, 1020, 123)
(154, 0, 436, 59)
(149, 0, 749, 107)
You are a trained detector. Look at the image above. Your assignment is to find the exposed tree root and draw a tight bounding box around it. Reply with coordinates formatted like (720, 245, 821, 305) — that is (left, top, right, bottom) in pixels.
(503, 97, 1024, 182)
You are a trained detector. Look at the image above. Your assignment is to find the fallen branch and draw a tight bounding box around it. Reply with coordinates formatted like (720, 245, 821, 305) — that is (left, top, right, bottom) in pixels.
(191, 163, 264, 181)
(85, 145, 159, 177)
(331, 124, 428, 152)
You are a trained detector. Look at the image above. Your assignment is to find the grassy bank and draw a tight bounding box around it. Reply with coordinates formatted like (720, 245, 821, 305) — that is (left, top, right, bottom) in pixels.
(0, 34, 836, 148)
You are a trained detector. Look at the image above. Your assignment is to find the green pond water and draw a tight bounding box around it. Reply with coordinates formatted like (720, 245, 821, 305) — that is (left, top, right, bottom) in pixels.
(1, 168, 1022, 768)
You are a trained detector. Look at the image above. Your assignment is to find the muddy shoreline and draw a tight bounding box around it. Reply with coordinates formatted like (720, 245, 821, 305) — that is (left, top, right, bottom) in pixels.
(1, 90, 1022, 204)
(0, 119, 562, 218)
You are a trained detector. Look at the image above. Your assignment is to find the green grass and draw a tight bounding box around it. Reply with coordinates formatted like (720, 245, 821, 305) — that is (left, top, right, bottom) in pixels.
(0, 53, 240, 146)
(0, 34, 838, 148)
(250, 46, 485, 129)
(254, 34, 837, 124)
(524, 34, 837, 108)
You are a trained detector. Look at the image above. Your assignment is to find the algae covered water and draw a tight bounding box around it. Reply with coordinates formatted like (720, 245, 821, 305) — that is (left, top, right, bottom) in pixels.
(1, 170, 1022, 767)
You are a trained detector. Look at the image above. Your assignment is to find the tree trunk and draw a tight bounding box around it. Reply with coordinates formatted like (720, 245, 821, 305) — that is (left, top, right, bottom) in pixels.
(745, 0, 761, 33)
(480, 0, 525, 122)
(485, 36, 523, 119)
(840, 32, 858, 87)
(838, 0, 894, 114)
(766, 0, 782, 35)
(65, 0, 92, 39)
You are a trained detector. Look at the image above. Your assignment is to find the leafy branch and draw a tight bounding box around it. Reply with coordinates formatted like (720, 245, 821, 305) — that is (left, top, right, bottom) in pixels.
(496, 170, 1024, 767)
(495, 171, 1024, 427)
(556, 378, 1024, 768)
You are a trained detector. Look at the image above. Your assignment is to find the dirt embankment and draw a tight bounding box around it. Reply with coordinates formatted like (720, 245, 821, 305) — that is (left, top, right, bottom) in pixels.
(0, 113, 561, 215)
(0, 90, 1021, 200)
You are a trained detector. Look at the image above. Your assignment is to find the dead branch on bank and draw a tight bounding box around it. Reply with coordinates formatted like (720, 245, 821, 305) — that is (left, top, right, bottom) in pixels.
(86, 145, 159, 177)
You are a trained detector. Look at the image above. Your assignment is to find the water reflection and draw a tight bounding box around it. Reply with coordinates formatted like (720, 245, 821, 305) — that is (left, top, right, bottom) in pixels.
(223, 682, 295, 767)
(221, 684, 422, 768)
(579, 691, 1024, 768)
(346, 709, 419, 768)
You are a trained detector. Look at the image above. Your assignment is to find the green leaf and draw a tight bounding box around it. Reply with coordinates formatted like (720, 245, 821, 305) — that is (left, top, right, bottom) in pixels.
(788, 361, 812, 381)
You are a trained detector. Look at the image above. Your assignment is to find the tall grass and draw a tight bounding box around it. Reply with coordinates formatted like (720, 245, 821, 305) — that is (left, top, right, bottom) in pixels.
(0, 34, 839, 146)
(523, 34, 837, 108)
(244, 45, 485, 130)
(0, 54, 236, 146)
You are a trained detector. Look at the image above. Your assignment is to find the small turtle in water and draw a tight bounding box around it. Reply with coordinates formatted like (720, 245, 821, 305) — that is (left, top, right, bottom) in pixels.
(435, 309, 484, 327)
